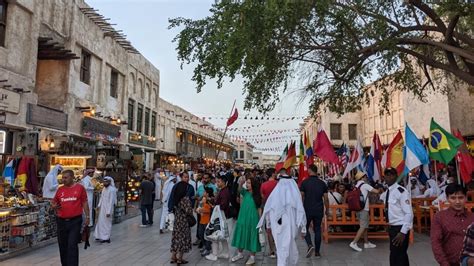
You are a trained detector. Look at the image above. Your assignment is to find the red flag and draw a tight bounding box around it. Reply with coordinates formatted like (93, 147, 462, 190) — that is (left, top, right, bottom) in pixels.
(454, 129, 474, 184)
(226, 108, 238, 127)
(313, 127, 339, 164)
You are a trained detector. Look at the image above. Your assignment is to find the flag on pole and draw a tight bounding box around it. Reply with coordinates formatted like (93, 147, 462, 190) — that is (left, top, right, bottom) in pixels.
(226, 108, 239, 127)
(275, 144, 288, 173)
(304, 131, 314, 166)
(367, 132, 383, 182)
(284, 141, 297, 170)
(382, 131, 405, 176)
(313, 126, 339, 164)
(404, 123, 429, 174)
(428, 118, 463, 164)
(298, 136, 308, 185)
(453, 129, 474, 184)
(343, 140, 364, 178)
(337, 143, 349, 168)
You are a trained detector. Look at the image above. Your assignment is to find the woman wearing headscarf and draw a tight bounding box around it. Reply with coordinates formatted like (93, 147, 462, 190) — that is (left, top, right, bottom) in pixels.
(42, 164, 63, 199)
(80, 169, 95, 226)
(160, 175, 177, 233)
(94, 176, 117, 243)
(170, 181, 193, 264)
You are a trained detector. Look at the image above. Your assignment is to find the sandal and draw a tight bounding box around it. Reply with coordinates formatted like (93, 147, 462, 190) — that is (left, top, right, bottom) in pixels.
(176, 260, 188, 265)
(170, 258, 177, 264)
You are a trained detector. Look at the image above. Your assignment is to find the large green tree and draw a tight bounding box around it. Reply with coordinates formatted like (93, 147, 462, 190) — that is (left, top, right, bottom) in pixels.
(169, 0, 474, 115)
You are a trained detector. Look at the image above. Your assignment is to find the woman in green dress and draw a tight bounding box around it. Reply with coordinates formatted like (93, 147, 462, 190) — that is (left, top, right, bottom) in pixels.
(231, 177, 262, 265)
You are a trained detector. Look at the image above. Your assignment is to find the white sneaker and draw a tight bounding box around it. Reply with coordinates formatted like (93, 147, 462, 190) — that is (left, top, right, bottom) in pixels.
(246, 256, 255, 265)
(231, 253, 244, 262)
(349, 242, 362, 252)
(364, 242, 377, 249)
(205, 254, 218, 261)
(218, 253, 229, 259)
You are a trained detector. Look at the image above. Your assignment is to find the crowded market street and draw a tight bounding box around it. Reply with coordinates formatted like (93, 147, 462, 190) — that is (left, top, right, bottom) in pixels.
(2, 208, 436, 266)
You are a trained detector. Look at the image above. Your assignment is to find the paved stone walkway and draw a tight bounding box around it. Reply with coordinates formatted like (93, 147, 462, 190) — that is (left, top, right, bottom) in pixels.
(2, 207, 437, 266)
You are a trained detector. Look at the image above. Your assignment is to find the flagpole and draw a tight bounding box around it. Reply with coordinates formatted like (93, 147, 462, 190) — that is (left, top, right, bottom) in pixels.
(215, 99, 236, 161)
(455, 157, 462, 187)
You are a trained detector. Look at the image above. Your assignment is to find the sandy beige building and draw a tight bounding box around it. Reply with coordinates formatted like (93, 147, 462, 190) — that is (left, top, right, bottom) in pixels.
(302, 79, 474, 149)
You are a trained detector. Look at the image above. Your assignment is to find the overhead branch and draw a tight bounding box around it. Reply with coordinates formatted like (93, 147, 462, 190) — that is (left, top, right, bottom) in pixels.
(397, 47, 474, 85)
(409, 0, 447, 31)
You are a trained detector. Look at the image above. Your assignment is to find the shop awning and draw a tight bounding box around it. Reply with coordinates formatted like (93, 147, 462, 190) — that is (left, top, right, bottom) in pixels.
(127, 143, 157, 152)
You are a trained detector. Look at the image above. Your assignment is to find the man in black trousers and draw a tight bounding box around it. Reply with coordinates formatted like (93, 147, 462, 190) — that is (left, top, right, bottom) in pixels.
(383, 167, 413, 266)
(51, 169, 90, 266)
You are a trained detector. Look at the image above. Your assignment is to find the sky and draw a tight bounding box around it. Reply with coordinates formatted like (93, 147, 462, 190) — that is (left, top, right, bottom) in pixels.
(86, 0, 309, 154)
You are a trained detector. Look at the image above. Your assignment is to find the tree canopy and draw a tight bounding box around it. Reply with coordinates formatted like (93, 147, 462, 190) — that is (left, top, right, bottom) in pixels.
(169, 0, 474, 115)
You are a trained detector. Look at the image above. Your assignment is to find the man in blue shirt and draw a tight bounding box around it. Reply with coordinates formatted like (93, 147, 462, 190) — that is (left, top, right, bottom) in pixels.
(196, 173, 217, 198)
(300, 164, 329, 259)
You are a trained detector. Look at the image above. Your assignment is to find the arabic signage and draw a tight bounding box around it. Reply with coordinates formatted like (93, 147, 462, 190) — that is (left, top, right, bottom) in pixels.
(0, 88, 20, 114)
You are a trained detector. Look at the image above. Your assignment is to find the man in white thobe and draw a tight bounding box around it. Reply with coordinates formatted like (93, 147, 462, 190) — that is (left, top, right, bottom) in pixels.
(42, 164, 63, 199)
(160, 175, 177, 233)
(154, 169, 163, 201)
(94, 176, 116, 243)
(80, 169, 95, 226)
(257, 168, 307, 266)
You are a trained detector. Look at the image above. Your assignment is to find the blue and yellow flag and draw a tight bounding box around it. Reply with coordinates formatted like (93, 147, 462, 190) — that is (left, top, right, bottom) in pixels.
(428, 118, 463, 164)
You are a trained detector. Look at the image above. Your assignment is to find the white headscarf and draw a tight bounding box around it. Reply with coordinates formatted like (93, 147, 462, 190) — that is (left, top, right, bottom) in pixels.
(426, 179, 441, 197)
(104, 176, 116, 188)
(42, 164, 63, 198)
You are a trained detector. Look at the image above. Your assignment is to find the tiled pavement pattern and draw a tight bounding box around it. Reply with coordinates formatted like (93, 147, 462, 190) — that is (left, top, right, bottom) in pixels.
(2, 207, 437, 266)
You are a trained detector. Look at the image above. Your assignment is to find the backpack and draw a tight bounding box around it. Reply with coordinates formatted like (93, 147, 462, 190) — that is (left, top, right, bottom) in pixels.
(346, 183, 367, 211)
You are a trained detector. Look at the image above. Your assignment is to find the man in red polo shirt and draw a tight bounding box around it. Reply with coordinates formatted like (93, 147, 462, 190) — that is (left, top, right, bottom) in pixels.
(51, 169, 89, 266)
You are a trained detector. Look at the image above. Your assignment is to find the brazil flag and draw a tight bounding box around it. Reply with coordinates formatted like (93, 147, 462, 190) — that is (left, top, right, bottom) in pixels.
(429, 118, 463, 164)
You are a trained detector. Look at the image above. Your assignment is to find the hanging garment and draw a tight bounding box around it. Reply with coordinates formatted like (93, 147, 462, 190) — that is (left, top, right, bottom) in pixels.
(2, 160, 14, 188)
(25, 157, 39, 195)
(16, 157, 29, 190)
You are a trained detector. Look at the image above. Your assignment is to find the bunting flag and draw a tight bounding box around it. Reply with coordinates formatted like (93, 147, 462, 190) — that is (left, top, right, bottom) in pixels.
(453, 129, 474, 184)
(275, 145, 288, 172)
(367, 132, 383, 182)
(226, 108, 239, 127)
(343, 140, 364, 178)
(284, 141, 297, 169)
(298, 136, 308, 185)
(313, 126, 339, 164)
(304, 131, 314, 166)
(382, 131, 405, 176)
(428, 118, 463, 164)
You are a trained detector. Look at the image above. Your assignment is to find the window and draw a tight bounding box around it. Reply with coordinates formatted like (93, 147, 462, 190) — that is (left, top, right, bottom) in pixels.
(0, 0, 7, 47)
(127, 99, 135, 130)
(80, 50, 91, 84)
(239, 150, 244, 159)
(110, 69, 118, 98)
(348, 124, 357, 140)
(330, 123, 342, 140)
(144, 108, 150, 135)
(151, 112, 157, 137)
(136, 104, 143, 133)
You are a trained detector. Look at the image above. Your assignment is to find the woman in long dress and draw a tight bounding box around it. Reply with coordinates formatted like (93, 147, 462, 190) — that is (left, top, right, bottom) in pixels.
(170, 181, 193, 264)
(231, 177, 262, 265)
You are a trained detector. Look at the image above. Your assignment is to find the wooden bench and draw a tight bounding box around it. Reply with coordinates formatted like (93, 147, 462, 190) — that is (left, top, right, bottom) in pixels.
(412, 197, 436, 233)
(429, 202, 474, 222)
(322, 204, 414, 244)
